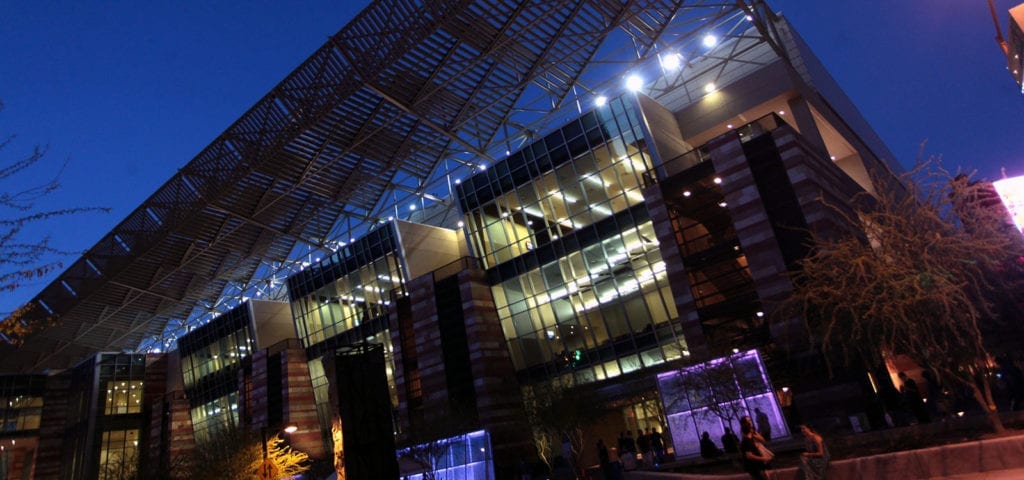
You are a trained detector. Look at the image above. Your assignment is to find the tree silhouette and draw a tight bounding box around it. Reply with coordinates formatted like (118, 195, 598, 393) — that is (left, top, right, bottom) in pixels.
(522, 384, 601, 478)
(0, 101, 108, 344)
(781, 160, 1024, 433)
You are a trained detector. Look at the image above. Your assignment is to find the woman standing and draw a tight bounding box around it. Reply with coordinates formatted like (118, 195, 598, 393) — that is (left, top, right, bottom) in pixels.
(740, 423, 771, 480)
(798, 424, 829, 480)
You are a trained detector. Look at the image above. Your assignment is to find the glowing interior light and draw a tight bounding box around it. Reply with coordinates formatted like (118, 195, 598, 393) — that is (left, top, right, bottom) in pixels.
(704, 82, 716, 93)
(830, 155, 836, 160)
(595, 95, 608, 107)
(626, 74, 644, 91)
(661, 53, 682, 70)
(703, 34, 718, 47)
(409, 204, 416, 211)
(727, 124, 733, 129)
(388, 215, 394, 221)
(454, 178, 461, 184)
(756, 311, 764, 317)
(719, 202, 728, 207)
(713, 177, 722, 184)
(732, 348, 740, 353)
(778, 110, 785, 115)
(746, 15, 753, 21)
(478, 164, 487, 171)
(683, 190, 692, 197)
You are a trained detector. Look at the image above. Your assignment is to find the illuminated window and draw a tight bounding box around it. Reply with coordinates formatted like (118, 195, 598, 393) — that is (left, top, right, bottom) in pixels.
(104, 380, 144, 415)
(97, 429, 139, 480)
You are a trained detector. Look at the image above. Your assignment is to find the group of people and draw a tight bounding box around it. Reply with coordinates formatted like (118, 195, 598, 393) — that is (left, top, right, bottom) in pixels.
(698, 412, 828, 480)
(614, 427, 665, 470)
(595, 427, 666, 479)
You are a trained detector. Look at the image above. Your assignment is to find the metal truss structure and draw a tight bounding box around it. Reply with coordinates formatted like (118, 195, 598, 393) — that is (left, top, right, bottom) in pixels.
(1, 0, 790, 373)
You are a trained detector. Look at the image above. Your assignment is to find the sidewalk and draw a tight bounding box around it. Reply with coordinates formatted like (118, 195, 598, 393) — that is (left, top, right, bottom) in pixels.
(624, 432, 1024, 480)
(932, 468, 1024, 479)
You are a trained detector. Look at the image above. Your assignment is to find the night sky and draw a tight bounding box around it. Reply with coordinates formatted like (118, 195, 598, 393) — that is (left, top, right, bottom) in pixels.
(1, 1, 1021, 314)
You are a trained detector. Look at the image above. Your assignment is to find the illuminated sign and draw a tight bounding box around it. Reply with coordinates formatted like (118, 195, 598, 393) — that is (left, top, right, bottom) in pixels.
(993, 175, 1024, 235)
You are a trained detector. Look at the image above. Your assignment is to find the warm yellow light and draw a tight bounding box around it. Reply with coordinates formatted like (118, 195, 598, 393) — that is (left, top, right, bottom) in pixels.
(704, 83, 716, 93)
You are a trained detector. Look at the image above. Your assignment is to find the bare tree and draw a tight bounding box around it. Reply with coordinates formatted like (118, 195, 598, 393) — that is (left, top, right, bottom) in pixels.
(663, 351, 765, 433)
(397, 405, 477, 480)
(780, 160, 1024, 433)
(522, 384, 601, 479)
(0, 101, 108, 343)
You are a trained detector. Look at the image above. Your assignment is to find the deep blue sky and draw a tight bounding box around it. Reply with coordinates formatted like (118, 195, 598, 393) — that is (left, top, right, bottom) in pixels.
(2, 1, 1022, 314)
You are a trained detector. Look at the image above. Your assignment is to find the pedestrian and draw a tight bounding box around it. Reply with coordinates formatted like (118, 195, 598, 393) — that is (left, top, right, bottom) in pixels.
(740, 422, 771, 480)
(699, 431, 722, 459)
(754, 408, 772, 441)
(649, 426, 665, 465)
(740, 416, 773, 468)
(920, 369, 949, 419)
(597, 438, 610, 477)
(607, 445, 623, 480)
(899, 371, 930, 424)
(621, 430, 636, 469)
(636, 428, 650, 468)
(721, 427, 740, 454)
(997, 356, 1024, 411)
(797, 424, 829, 480)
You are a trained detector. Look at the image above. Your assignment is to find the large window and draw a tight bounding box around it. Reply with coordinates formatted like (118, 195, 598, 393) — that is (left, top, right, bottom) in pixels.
(657, 350, 788, 458)
(460, 97, 652, 269)
(458, 97, 688, 386)
(179, 305, 254, 390)
(97, 429, 139, 480)
(97, 355, 146, 416)
(397, 429, 494, 480)
(103, 380, 144, 415)
(0, 375, 45, 432)
(492, 220, 683, 385)
(190, 392, 240, 444)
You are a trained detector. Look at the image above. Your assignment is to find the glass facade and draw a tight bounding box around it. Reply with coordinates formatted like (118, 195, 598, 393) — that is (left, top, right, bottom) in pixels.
(103, 380, 143, 415)
(62, 353, 148, 480)
(97, 429, 139, 480)
(396, 429, 494, 480)
(657, 350, 787, 458)
(177, 303, 255, 443)
(287, 224, 407, 440)
(0, 375, 45, 433)
(457, 97, 686, 386)
(289, 225, 405, 357)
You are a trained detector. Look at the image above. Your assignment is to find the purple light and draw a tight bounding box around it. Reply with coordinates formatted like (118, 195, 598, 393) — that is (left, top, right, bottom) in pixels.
(657, 349, 789, 458)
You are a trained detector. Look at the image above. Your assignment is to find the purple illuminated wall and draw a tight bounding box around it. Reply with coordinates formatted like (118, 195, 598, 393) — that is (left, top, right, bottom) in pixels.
(657, 349, 788, 458)
(396, 429, 494, 480)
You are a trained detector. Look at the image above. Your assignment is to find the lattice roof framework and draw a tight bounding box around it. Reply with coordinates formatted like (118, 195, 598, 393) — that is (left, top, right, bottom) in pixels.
(0, 0, 789, 373)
